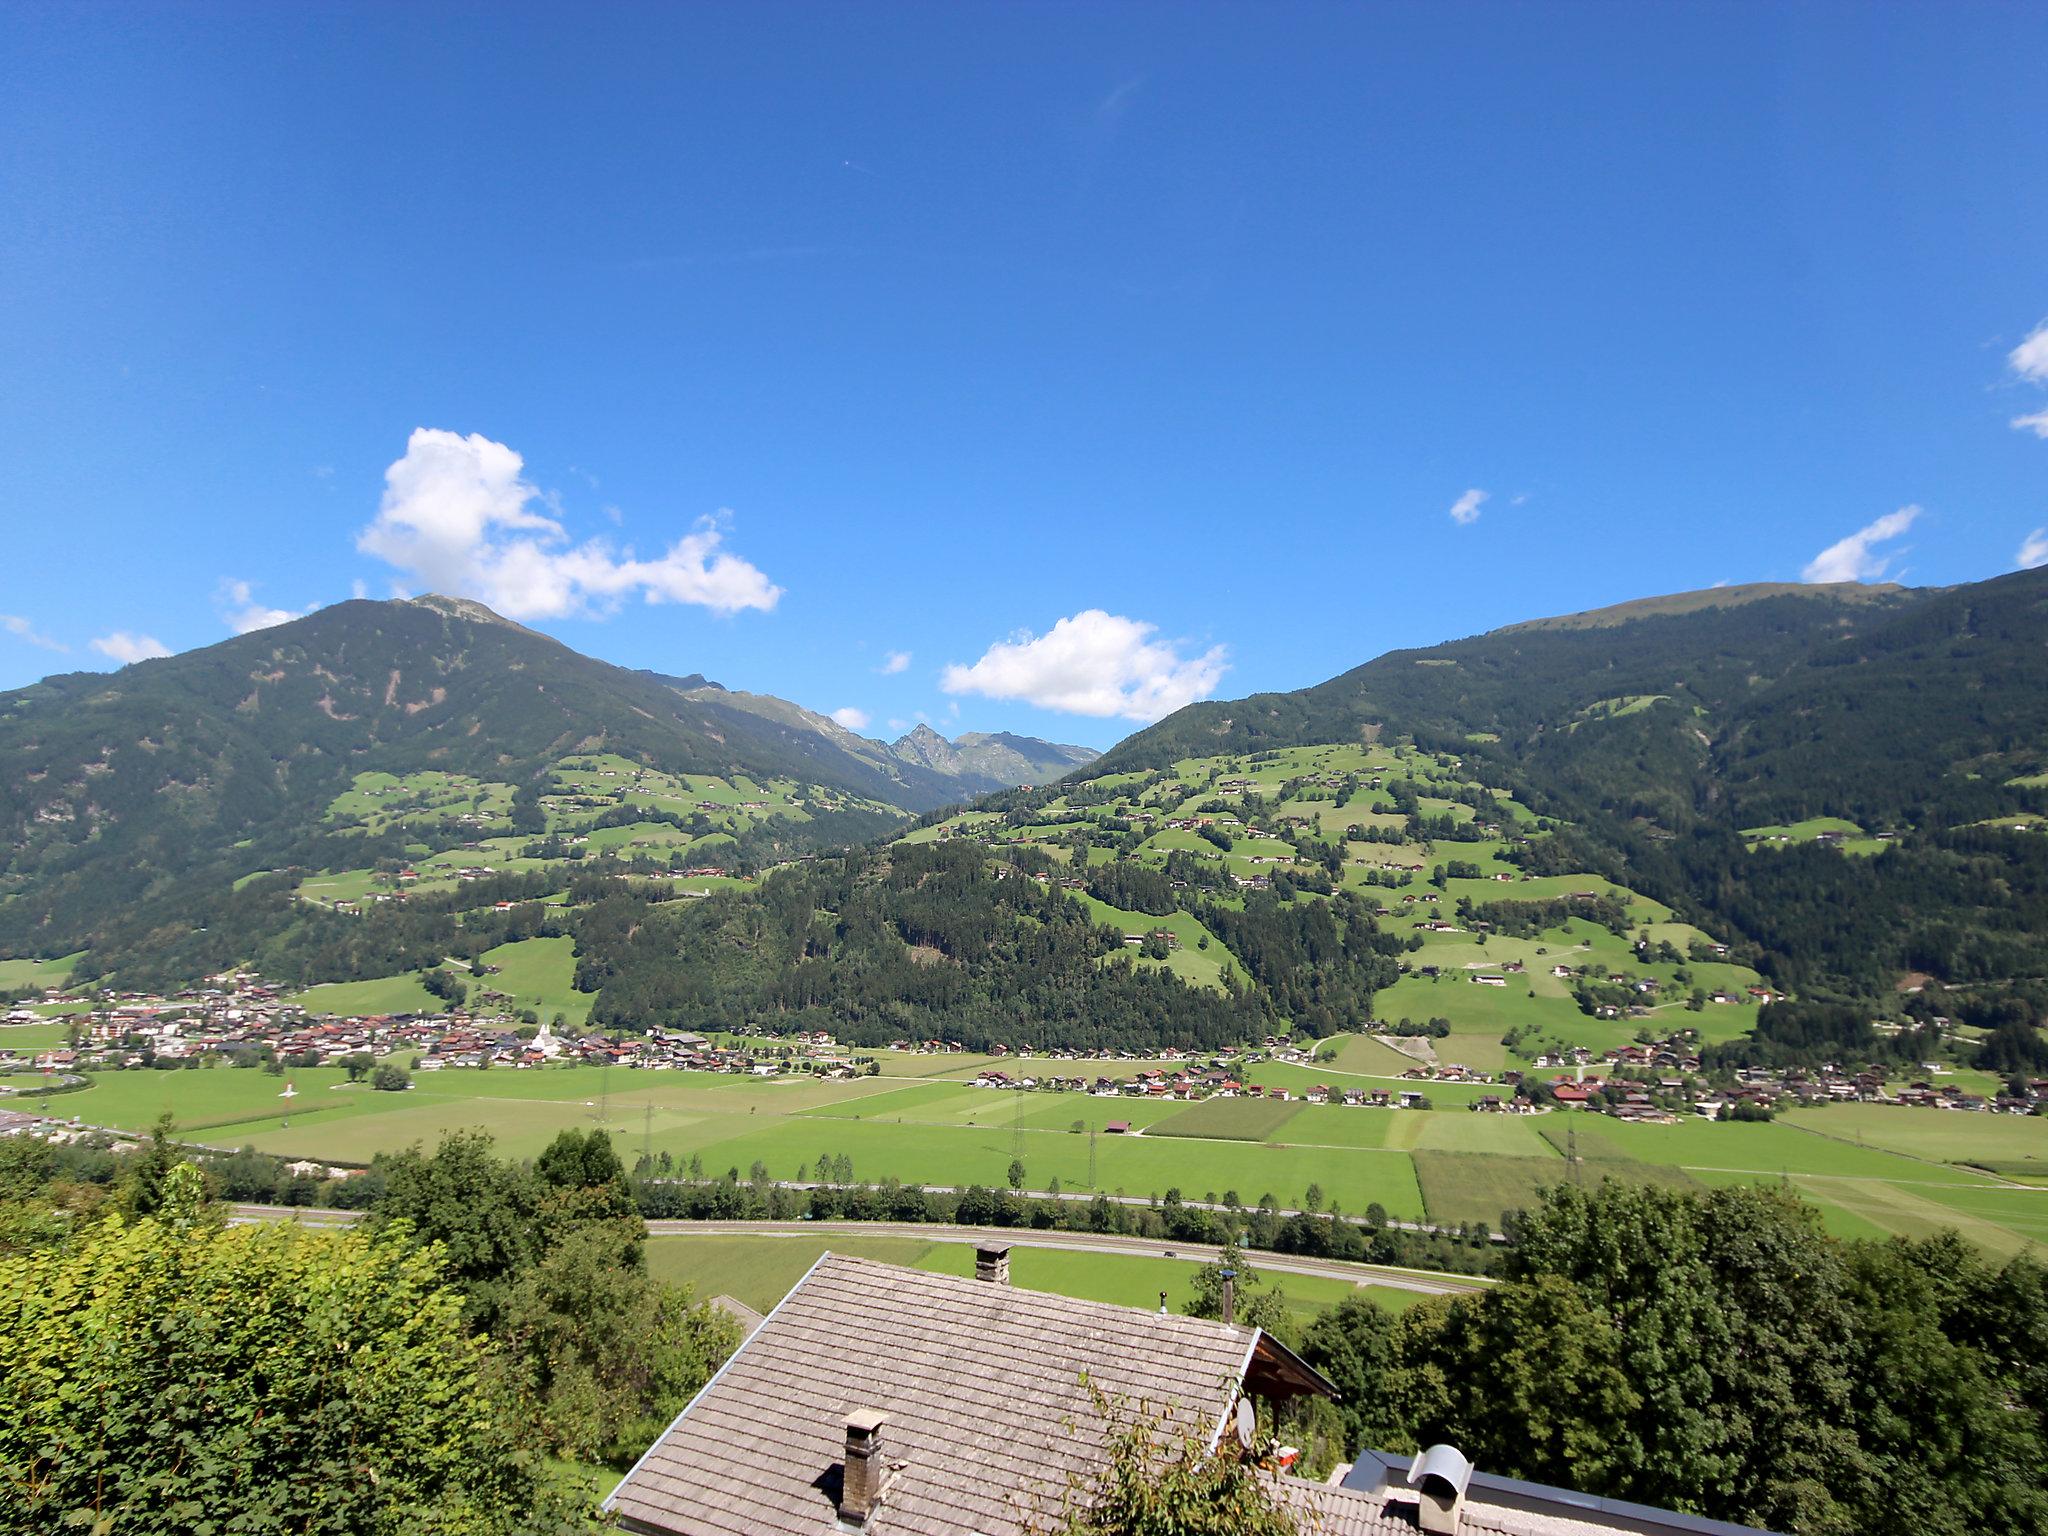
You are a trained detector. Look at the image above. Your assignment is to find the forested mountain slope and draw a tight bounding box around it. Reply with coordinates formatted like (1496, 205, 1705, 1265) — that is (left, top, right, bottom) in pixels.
(1090, 568, 2048, 995)
(0, 596, 967, 959)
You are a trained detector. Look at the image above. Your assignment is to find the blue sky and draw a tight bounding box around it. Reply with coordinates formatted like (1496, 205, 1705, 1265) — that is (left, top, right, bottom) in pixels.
(3, 2, 2045, 749)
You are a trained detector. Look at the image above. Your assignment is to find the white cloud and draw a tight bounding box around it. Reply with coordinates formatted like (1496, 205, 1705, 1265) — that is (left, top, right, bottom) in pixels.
(887, 717, 908, 731)
(2, 614, 66, 653)
(940, 609, 1228, 723)
(1801, 505, 1921, 583)
(1448, 488, 1487, 526)
(830, 707, 871, 731)
(878, 650, 911, 675)
(357, 428, 782, 620)
(217, 578, 310, 635)
(2019, 527, 2048, 570)
(90, 631, 172, 665)
(2011, 322, 2048, 384)
(350, 578, 370, 600)
(2012, 409, 2048, 439)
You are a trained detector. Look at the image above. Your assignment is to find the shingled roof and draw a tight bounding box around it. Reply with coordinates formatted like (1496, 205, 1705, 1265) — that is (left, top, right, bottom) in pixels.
(609, 1249, 1779, 1536)
(605, 1251, 1299, 1536)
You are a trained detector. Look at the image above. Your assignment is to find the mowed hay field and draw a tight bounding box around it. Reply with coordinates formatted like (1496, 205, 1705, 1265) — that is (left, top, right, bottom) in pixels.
(1414, 1149, 1699, 1228)
(1781, 1104, 2048, 1182)
(54, 1062, 2048, 1253)
(1148, 1097, 1303, 1141)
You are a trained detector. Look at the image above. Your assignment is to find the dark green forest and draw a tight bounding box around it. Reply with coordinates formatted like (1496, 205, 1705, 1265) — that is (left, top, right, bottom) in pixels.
(573, 841, 1400, 1049)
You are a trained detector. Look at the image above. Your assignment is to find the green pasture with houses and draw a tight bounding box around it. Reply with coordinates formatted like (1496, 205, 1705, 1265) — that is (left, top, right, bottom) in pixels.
(45, 1057, 2048, 1254)
(20, 738, 2044, 1263)
(475, 936, 596, 1024)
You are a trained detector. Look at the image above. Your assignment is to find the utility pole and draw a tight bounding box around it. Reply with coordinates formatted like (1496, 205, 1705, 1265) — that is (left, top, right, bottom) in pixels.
(1088, 1125, 1098, 1190)
(1566, 1119, 1580, 1185)
(643, 1101, 653, 1170)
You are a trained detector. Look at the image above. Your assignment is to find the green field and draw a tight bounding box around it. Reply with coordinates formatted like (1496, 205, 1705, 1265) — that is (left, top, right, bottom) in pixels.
(1072, 895, 1238, 991)
(52, 1046, 2048, 1256)
(1147, 1097, 1303, 1141)
(644, 1232, 1420, 1324)
(281, 972, 442, 1017)
(0, 1021, 74, 1051)
(0, 952, 85, 991)
(1781, 1104, 2048, 1181)
(476, 936, 595, 1024)
(1413, 1148, 1699, 1227)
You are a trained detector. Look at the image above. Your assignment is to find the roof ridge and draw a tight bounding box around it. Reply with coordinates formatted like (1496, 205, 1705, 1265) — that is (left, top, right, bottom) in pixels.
(809, 1250, 1255, 1337)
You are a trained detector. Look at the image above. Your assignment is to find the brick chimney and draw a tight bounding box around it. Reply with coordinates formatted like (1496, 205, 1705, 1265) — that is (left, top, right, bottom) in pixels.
(1220, 1265, 1236, 1325)
(975, 1242, 1011, 1285)
(841, 1409, 888, 1526)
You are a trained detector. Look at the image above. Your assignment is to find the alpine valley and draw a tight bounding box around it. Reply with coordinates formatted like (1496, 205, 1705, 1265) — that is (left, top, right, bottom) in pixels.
(5, 571, 2048, 1251)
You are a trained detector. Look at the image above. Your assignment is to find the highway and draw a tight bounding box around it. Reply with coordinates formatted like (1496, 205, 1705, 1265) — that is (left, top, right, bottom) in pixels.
(226, 1204, 1488, 1295)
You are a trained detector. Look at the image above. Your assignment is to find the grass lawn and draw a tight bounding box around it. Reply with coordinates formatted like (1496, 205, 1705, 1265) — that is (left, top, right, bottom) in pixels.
(282, 972, 442, 1017)
(1275, 1107, 1397, 1149)
(1413, 1149, 1699, 1227)
(1073, 895, 1238, 991)
(0, 1021, 73, 1051)
(1319, 1034, 1429, 1076)
(477, 936, 595, 1025)
(95, 1061, 1427, 1217)
(1781, 1104, 2048, 1180)
(1412, 1112, 1558, 1156)
(644, 1232, 1416, 1324)
(1148, 1097, 1304, 1141)
(0, 951, 85, 991)
(1563, 1115, 1998, 1184)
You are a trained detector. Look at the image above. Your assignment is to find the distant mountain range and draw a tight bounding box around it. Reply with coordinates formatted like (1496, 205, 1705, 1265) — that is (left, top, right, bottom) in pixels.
(652, 678, 1095, 797)
(0, 595, 1090, 955)
(1092, 568, 2048, 993)
(4, 572, 2046, 1008)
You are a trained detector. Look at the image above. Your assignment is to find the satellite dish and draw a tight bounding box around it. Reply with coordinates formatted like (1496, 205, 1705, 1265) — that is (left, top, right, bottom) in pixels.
(1233, 1397, 1256, 1450)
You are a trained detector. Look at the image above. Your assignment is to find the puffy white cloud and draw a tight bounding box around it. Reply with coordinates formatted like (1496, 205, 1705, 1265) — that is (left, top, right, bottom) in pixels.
(357, 428, 782, 620)
(830, 706, 871, 731)
(1448, 488, 1487, 526)
(91, 631, 172, 665)
(878, 650, 911, 675)
(217, 578, 310, 634)
(2012, 409, 2048, 439)
(1801, 505, 1920, 583)
(2011, 322, 2048, 384)
(2019, 527, 2048, 570)
(941, 610, 1227, 723)
(2, 614, 66, 652)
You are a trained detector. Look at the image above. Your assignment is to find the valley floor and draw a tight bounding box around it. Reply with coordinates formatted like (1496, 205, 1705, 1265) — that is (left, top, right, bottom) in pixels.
(52, 1053, 2048, 1257)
